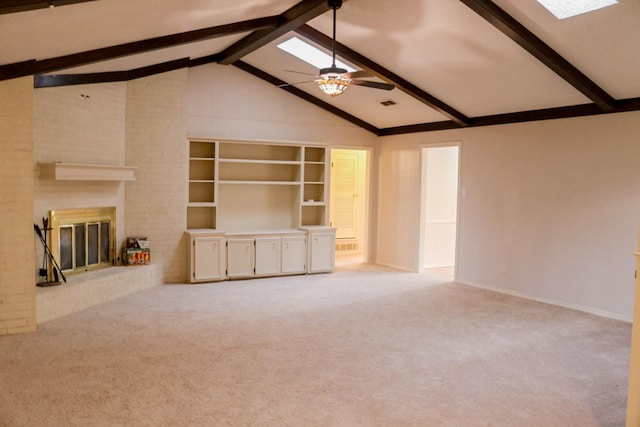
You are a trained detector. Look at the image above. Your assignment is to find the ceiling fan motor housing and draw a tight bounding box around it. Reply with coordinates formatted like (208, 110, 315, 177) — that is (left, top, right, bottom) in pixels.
(319, 67, 348, 76)
(327, 0, 342, 9)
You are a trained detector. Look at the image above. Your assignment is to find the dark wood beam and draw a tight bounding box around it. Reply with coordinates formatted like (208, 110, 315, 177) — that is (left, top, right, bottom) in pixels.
(34, 57, 191, 87)
(0, 59, 36, 81)
(189, 53, 224, 69)
(0, 16, 278, 81)
(379, 98, 640, 136)
(217, 0, 331, 65)
(295, 25, 471, 127)
(458, 0, 617, 111)
(0, 0, 97, 15)
(128, 57, 190, 80)
(233, 60, 380, 135)
(377, 122, 461, 136)
(34, 71, 128, 87)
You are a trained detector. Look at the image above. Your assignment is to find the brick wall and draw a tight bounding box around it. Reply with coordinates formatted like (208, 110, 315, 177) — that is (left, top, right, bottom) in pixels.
(0, 77, 36, 336)
(33, 82, 128, 277)
(125, 70, 188, 283)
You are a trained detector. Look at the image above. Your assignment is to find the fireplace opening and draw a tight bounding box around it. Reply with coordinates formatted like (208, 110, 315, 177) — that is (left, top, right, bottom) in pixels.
(49, 207, 116, 277)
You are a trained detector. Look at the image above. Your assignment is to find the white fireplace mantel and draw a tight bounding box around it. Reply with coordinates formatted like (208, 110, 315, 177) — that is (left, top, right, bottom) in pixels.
(39, 162, 137, 182)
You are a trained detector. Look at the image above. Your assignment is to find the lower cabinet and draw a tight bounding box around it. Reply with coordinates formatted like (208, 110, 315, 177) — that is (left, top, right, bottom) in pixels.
(187, 231, 226, 283)
(187, 228, 334, 283)
(255, 237, 281, 276)
(302, 227, 336, 273)
(227, 238, 255, 278)
(281, 235, 307, 274)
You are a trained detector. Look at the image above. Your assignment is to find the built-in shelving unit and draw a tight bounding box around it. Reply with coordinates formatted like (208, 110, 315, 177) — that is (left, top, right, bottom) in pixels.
(301, 146, 327, 227)
(186, 139, 334, 283)
(186, 139, 328, 231)
(187, 140, 217, 230)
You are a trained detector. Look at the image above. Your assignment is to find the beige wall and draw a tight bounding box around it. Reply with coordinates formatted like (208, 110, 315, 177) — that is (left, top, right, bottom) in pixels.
(0, 77, 36, 336)
(186, 64, 378, 147)
(377, 112, 640, 320)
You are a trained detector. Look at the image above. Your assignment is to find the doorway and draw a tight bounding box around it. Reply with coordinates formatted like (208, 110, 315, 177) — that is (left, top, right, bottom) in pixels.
(330, 148, 370, 265)
(420, 144, 460, 278)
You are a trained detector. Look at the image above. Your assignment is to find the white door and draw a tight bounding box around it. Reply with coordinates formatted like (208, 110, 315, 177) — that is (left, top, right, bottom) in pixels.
(330, 151, 359, 239)
(193, 236, 223, 281)
(255, 237, 280, 276)
(227, 238, 254, 278)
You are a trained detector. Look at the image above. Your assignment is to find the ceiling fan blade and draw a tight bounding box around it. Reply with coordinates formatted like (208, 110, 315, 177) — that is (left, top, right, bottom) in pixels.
(284, 69, 317, 76)
(344, 70, 373, 79)
(277, 80, 314, 88)
(351, 79, 395, 90)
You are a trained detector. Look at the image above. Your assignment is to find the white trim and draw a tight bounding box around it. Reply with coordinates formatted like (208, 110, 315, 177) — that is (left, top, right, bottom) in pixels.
(186, 135, 329, 148)
(375, 260, 415, 272)
(459, 279, 632, 323)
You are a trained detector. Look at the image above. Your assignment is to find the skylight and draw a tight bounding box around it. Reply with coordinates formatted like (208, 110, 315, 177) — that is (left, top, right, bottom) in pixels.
(277, 37, 356, 72)
(537, 0, 618, 19)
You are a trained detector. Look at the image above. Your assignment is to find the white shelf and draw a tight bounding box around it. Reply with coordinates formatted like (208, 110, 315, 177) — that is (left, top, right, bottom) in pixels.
(219, 158, 301, 166)
(39, 162, 136, 181)
(218, 180, 300, 186)
(188, 202, 217, 207)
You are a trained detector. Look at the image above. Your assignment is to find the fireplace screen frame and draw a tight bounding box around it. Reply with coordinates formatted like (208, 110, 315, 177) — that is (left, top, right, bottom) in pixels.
(49, 207, 116, 277)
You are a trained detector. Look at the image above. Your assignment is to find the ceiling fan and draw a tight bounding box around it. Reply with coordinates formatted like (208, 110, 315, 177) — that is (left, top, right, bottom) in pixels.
(280, 0, 395, 97)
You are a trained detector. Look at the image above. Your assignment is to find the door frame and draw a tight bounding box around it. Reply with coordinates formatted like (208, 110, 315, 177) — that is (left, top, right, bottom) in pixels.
(330, 146, 372, 263)
(418, 142, 462, 277)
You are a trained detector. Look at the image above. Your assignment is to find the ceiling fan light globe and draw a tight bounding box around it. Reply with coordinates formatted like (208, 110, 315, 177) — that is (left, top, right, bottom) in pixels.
(315, 74, 351, 97)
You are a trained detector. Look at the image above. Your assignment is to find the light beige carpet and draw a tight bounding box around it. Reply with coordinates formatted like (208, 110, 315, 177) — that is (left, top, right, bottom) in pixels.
(0, 263, 631, 426)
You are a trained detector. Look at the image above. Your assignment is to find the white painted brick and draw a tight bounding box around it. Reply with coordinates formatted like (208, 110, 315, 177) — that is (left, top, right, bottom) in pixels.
(125, 69, 188, 283)
(0, 77, 36, 336)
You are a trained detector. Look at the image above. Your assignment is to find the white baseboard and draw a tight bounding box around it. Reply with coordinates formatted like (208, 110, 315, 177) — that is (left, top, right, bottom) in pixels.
(458, 280, 632, 323)
(374, 260, 416, 272)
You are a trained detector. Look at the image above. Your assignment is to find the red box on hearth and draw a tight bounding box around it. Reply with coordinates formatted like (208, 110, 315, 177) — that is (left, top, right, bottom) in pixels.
(123, 248, 150, 265)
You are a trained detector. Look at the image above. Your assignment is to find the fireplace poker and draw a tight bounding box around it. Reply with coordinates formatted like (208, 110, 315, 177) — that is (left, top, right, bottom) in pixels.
(39, 217, 48, 278)
(34, 223, 67, 283)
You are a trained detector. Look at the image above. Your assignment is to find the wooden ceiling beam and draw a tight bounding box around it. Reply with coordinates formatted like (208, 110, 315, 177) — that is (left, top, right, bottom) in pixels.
(379, 98, 640, 136)
(233, 60, 380, 135)
(295, 25, 471, 127)
(0, 0, 97, 15)
(0, 16, 278, 81)
(34, 57, 191, 87)
(217, 0, 331, 65)
(458, 0, 617, 111)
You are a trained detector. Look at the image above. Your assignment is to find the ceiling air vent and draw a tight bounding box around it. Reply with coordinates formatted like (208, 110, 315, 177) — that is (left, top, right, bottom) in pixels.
(380, 100, 397, 107)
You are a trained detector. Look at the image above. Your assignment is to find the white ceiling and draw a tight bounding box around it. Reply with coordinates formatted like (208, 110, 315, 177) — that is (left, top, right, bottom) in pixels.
(2, 0, 638, 131)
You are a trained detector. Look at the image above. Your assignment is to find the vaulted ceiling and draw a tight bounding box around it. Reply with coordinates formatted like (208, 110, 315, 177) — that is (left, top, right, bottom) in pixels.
(2, 0, 639, 136)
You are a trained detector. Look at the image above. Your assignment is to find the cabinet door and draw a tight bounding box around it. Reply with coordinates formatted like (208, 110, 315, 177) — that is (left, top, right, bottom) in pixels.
(227, 238, 254, 278)
(282, 236, 307, 274)
(255, 237, 281, 276)
(308, 232, 335, 273)
(193, 236, 223, 281)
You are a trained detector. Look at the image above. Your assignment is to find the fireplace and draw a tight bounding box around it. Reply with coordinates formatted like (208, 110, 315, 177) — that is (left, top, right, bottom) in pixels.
(48, 207, 116, 277)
